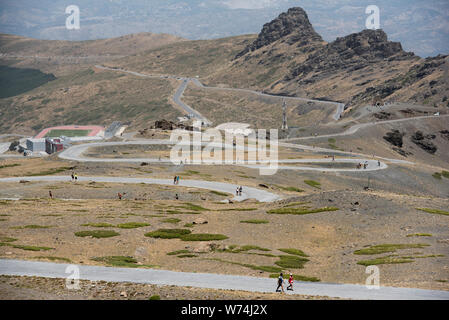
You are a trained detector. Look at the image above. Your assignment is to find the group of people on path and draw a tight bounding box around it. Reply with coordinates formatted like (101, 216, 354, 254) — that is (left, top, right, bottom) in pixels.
(356, 162, 368, 170)
(276, 273, 294, 293)
(235, 186, 243, 196)
(173, 176, 180, 185)
(70, 172, 78, 182)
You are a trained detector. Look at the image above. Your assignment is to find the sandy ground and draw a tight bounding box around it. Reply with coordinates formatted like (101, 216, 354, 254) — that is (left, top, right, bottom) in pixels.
(0, 190, 447, 291)
(0, 275, 335, 300)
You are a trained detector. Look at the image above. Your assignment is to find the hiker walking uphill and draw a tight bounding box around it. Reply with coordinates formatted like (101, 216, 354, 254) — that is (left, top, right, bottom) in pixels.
(287, 274, 294, 291)
(276, 273, 285, 293)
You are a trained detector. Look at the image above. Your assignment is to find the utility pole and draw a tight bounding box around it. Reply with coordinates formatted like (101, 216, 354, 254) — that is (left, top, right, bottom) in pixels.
(281, 99, 288, 131)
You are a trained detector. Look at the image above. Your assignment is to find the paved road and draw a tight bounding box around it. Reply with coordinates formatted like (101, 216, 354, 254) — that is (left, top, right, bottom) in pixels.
(0, 259, 447, 300)
(58, 139, 389, 172)
(95, 65, 344, 124)
(0, 175, 280, 203)
(282, 114, 449, 142)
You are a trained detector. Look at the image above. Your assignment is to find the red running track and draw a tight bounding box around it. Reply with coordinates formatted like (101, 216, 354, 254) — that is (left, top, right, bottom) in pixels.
(35, 125, 104, 138)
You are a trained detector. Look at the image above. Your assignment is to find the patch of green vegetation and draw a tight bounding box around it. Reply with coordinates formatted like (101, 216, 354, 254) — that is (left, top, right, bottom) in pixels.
(304, 180, 321, 189)
(278, 248, 308, 257)
(354, 243, 430, 255)
(267, 207, 339, 215)
(11, 225, 52, 229)
(180, 233, 228, 241)
(0, 243, 53, 251)
(175, 203, 208, 212)
(167, 250, 190, 256)
(41, 214, 63, 217)
(357, 255, 414, 266)
(240, 220, 269, 224)
(269, 274, 320, 282)
(92, 256, 145, 268)
(416, 208, 449, 216)
(328, 143, 344, 151)
(26, 167, 73, 176)
(0, 236, 17, 243)
(0, 163, 21, 169)
(207, 258, 282, 273)
(442, 171, 449, 179)
(406, 233, 432, 237)
(161, 218, 181, 224)
(328, 138, 336, 144)
(220, 208, 258, 211)
(210, 190, 228, 197)
(432, 172, 442, 179)
(149, 295, 161, 300)
(32, 256, 72, 263)
(177, 254, 198, 258)
(45, 130, 89, 138)
(224, 245, 271, 253)
(274, 255, 309, 269)
(81, 223, 115, 228)
(116, 222, 150, 229)
(183, 223, 194, 228)
(275, 185, 304, 193)
(165, 210, 200, 215)
(145, 228, 191, 239)
(74, 230, 119, 238)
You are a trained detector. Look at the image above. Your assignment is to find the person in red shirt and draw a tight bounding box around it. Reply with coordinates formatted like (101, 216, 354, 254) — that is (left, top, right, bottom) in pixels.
(287, 273, 294, 291)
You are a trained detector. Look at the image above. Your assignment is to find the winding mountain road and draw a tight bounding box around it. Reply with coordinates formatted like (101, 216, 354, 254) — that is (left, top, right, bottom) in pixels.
(58, 139, 389, 172)
(1, 259, 447, 300)
(95, 65, 345, 124)
(283, 114, 449, 142)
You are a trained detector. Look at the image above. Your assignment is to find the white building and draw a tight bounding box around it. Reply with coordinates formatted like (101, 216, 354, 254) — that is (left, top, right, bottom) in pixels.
(26, 138, 46, 152)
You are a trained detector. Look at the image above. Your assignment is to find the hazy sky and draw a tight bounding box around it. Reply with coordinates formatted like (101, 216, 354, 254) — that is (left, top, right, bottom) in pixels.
(0, 0, 448, 57)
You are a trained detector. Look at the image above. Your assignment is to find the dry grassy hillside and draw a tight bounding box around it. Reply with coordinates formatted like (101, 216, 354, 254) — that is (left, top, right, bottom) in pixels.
(0, 67, 182, 135)
(0, 32, 184, 76)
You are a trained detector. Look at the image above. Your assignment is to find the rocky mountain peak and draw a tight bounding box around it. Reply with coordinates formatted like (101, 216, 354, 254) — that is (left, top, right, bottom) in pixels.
(235, 7, 323, 59)
(331, 29, 410, 60)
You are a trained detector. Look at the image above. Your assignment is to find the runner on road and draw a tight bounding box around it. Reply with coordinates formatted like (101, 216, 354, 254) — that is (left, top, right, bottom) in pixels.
(287, 274, 294, 291)
(276, 273, 285, 293)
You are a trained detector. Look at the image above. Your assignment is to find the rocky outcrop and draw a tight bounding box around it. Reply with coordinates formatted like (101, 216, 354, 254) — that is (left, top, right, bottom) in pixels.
(287, 29, 415, 83)
(411, 131, 437, 154)
(235, 7, 322, 59)
(383, 130, 405, 147)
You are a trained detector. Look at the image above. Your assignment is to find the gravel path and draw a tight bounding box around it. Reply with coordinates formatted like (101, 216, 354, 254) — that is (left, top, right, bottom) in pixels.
(1, 259, 447, 300)
(0, 175, 280, 202)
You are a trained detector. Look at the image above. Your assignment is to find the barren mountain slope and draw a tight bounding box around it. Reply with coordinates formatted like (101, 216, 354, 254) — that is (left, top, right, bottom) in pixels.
(0, 32, 184, 76)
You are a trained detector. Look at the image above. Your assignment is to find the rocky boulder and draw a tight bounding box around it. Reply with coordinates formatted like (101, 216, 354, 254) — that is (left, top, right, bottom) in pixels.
(235, 7, 322, 59)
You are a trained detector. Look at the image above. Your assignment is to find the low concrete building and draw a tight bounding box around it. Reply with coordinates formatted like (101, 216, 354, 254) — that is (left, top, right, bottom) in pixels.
(26, 138, 46, 152)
